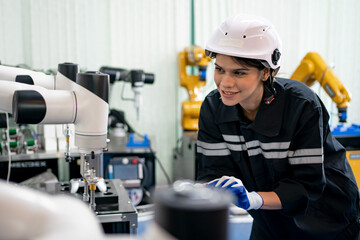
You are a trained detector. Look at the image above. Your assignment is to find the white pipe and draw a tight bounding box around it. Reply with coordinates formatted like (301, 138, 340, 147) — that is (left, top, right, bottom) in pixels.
(73, 82, 109, 153)
(0, 81, 47, 113)
(0, 65, 55, 89)
(73, 83, 108, 136)
(39, 91, 76, 124)
(0, 69, 109, 153)
(55, 71, 77, 90)
(0, 81, 76, 124)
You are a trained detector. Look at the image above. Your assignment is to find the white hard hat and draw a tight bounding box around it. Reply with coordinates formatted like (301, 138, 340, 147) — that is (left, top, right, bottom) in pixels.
(205, 14, 282, 70)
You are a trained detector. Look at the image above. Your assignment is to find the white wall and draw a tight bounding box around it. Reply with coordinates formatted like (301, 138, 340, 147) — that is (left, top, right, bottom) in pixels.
(1, 0, 359, 184)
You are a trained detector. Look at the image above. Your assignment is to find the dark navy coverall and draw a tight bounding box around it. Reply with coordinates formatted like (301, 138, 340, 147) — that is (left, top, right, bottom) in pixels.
(196, 78, 360, 240)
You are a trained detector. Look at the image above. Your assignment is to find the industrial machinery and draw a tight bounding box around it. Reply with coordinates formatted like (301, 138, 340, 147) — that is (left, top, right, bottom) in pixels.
(99, 66, 155, 120)
(98, 66, 156, 205)
(291, 52, 360, 187)
(0, 178, 233, 240)
(0, 63, 141, 234)
(178, 45, 212, 130)
(0, 64, 142, 231)
(172, 46, 211, 181)
(0, 115, 39, 155)
(0, 63, 110, 210)
(68, 142, 156, 207)
(291, 52, 351, 122)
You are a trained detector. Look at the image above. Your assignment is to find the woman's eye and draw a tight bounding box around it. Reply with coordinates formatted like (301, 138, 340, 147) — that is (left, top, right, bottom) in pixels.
(234, 71, 244, 76)
(215, 67, 223, 72)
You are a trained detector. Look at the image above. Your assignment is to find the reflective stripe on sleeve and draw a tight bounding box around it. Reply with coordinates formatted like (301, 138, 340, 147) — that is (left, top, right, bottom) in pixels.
(197, 140, 247, 152)
(288, 148, 323, 157)
(287, 148, 323, 164)
(289, 156, 323, 165)
(227, 143, 247, 151)
(197, 146, 231, 156)
(197, 140, 227, 149)
(246, 140, 290, 150)
(248, 148, 288, 159)
(222, 134, 245, 142)
(248, 146, 323, 164)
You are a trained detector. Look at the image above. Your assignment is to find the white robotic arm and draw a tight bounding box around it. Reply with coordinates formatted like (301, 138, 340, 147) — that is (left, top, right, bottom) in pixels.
(0, 63, 79, 91)
(0, 64, 55, 89)
(0, 63, 108, 152)
(0, 64, 110, 209)
(0, 81, 76, 124)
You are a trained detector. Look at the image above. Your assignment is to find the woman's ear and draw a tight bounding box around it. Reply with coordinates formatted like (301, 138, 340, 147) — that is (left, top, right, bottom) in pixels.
(263, 68, 270, 81)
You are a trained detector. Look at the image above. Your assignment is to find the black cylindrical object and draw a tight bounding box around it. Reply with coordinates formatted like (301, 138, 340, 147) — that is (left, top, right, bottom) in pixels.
(58, 63, 79, 82)
(144, 73, 155, 84)
(99, 66, 129, 84)
(154, 182, 231, 240)
(15, 75, 34, 85)
(129, 70, 155, 87)
(76, 71, 110, 103)
(0, 113, 7, 128)
(129, 70, 144, 87)
(12, 90, 46, 124)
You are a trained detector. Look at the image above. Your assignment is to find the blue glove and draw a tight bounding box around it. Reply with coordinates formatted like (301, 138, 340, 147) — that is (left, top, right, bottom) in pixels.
(207, 176, 263, 210)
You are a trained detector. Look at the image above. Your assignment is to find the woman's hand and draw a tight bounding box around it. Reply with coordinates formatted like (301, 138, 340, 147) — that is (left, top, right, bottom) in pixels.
(207, 176, 263, 210)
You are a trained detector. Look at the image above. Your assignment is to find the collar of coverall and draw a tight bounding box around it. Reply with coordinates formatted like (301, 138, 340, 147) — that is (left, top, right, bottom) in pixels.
(215, 79, 285, 137)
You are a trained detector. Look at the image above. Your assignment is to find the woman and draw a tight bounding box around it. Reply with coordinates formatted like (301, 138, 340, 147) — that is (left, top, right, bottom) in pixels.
(197, 14, 360, 239)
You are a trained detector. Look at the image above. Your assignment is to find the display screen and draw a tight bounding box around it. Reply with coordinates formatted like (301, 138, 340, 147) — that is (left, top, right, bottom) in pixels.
(113, 164, 138, 180)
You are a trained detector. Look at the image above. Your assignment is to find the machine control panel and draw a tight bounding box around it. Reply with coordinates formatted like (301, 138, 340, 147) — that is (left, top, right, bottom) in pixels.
(107, 156, 146, 206)
(108, 156, 144, 181)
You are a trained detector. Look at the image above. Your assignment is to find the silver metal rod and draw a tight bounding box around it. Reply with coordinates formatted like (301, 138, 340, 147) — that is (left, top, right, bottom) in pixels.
(83, 181, 89, 201)
(89, 189, 96, 210)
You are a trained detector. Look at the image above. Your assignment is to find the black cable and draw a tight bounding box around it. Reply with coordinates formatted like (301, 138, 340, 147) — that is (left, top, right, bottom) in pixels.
(126, 124, 172, 185)
(109, 109, 172, 185)
(109, 109, 135, 133)
(129, 130, 172, 185)
(154, 154, 172, 186)
(126, 128, 172, 186)
(148, 139, 172, 186)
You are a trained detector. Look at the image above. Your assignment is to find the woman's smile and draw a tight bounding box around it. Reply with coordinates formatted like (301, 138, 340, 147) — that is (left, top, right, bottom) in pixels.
(221, 89, 240, 97)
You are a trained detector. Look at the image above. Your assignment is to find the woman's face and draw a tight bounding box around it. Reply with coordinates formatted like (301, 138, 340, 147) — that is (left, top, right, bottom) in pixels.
(214, 54, 266, 107)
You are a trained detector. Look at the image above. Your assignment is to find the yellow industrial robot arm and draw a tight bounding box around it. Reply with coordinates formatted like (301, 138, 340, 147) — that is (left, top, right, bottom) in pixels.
(178, 46, 212, 130)
(290, 52, 351, 122)
(179, 46, 212, 101)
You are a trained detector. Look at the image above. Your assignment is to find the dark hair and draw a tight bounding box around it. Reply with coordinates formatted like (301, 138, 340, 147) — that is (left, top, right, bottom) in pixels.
(233, 57, 266, 71)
